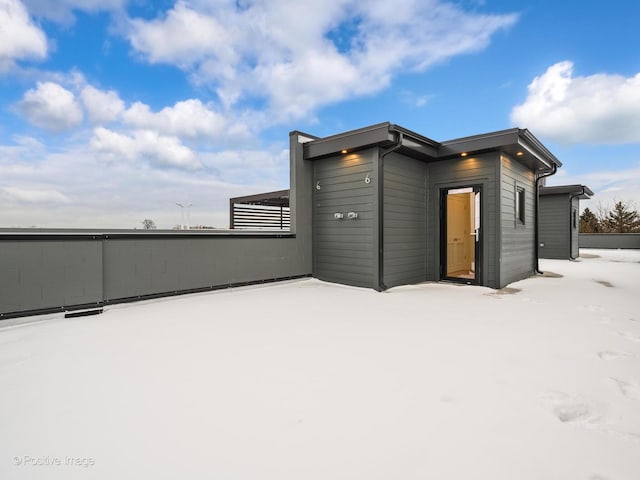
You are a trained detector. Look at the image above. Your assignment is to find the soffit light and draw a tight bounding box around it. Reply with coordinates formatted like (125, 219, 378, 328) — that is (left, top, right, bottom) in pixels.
(460, 152, 468, 157)
(516, 151, 524, 156)
(341, 149, 348, 154)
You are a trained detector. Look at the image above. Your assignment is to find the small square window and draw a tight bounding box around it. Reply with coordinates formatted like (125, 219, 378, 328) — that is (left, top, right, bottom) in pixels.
(516, 187, 525, 225)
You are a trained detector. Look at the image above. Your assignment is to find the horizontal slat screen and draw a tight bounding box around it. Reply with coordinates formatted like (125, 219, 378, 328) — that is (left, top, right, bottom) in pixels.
(232, 204, 291, 230)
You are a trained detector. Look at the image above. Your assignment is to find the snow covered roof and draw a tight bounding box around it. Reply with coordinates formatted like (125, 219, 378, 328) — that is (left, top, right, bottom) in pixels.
(1, 249, 639, 479)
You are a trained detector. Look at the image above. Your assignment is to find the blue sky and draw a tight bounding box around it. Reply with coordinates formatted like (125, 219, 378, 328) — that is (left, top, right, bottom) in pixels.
(1, 0, 639, 228)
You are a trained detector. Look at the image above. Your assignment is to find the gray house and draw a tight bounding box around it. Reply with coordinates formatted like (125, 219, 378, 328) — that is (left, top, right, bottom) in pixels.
(290, 122, 563, 290)
(0, 121, 569, 319)
(539, 184, 594, 259)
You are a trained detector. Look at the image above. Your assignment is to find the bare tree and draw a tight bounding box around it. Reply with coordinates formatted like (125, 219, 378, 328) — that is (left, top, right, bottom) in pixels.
(141, 219, 157, 230)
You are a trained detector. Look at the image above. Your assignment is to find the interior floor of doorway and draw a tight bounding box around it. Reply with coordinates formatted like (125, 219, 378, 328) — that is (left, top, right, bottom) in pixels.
(448, 270, 474, 279)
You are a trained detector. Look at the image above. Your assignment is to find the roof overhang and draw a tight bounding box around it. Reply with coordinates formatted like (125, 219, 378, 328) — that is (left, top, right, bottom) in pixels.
(303, 122, 439, 161)
(302, 123, 562, 174)
(230, 189, 290, 207)
(439, 128, 562, 172)
(540, 184, 594, 199)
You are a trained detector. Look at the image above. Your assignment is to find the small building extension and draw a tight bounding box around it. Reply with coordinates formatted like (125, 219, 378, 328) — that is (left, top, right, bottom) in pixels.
(539, 184, 594, 259)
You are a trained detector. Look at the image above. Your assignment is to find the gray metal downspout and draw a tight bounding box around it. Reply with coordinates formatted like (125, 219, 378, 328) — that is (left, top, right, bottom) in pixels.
(534, 164, 558, 274)
(568, 186, 586, 260)
(376, 130, 404, 291)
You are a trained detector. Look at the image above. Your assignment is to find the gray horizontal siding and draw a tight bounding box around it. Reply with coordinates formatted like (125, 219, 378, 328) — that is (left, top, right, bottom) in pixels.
(571, 197, 580, 258)
(383, 153, 427, 287)
(427, 152, 499, 287)
(500, 155, 536, 286)
(313, 149, 376, 288)
(539, 194, 570, 259)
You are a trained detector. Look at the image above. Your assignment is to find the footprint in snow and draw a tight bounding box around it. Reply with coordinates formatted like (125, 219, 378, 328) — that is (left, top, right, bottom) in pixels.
(539, 391, 603, 427)
(604, 429, 640, 444)
(617, 331, 640, 343)
(610, 378, 640, 400)
(597, 350, 632, 360)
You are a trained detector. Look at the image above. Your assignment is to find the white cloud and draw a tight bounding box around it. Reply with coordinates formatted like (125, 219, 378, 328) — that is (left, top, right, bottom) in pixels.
(127, 0, 518, 122)
(549, 163, 640, 214)
(128, 1, 230, 67)
(200, 148, 289, 184)
(90, 127, 201, 169)
(0, 0, 47, 71)
(252, 49, 364, 120)
(18, 81, 83, 132)
(511, 61, 640, 144)
(18, 80, 246, 145)
(581, 166, 640, 209)
(122, 99, 242, 140)
(81, 85, 125, 123)
(0, 137, 288, 228)
(1, 186, 70, 204)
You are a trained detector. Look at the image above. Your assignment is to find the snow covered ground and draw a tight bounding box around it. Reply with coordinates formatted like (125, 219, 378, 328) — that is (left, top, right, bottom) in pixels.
(1, 249, 639, 480)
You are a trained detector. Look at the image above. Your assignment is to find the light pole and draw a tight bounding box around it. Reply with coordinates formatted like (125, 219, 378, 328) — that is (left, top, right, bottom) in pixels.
(176, 202, 192, 230)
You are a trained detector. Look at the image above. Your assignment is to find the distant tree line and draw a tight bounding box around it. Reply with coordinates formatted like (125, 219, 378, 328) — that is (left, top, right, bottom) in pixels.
(139, 219, 216, 230)
(580, 201, 640, 233)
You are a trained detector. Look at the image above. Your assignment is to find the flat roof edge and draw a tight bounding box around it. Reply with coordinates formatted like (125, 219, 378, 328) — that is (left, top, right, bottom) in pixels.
(390, 124, 440, 148)
(519, 129, 562, 167)
(306, 122, 391, 144)
(441, 128, 521, 146)
(440, 128, 561, 170)
(229, 189, 289, 204)
(540, 184, 594, 198)
(304, 122, 393, 159)
(304, 122, 440, 160)
(299, 123, 561, 171)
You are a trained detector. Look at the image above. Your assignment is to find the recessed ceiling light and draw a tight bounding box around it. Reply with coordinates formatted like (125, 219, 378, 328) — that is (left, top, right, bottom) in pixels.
(516, 151, 524, 156)
(461, 152, 468, 157)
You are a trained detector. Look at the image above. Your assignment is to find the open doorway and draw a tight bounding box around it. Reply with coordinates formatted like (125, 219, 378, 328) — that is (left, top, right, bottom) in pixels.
(441, 186, 481, 284)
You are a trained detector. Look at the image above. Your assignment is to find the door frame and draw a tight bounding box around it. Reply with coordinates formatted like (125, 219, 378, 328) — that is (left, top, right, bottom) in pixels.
(439, 184, 483, 285)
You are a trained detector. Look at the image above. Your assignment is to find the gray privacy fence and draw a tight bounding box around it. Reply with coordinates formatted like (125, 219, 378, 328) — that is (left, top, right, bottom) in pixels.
(579, 233, 640, 249)
(0, 131, 316, 320)
(231, 204, 291, 230)
(0, 230, 310, 319)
